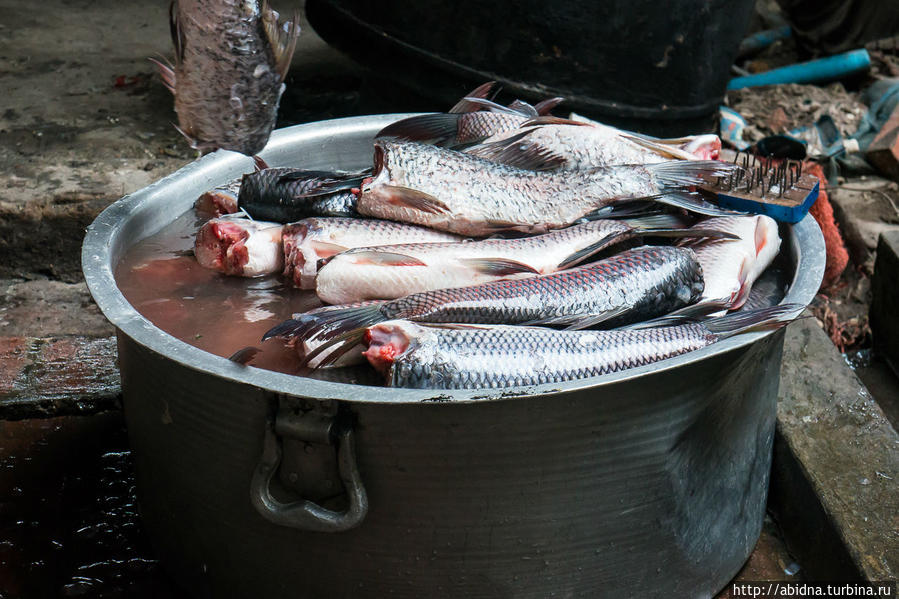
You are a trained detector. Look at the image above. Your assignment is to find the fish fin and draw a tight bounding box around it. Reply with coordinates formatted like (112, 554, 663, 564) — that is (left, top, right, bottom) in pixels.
(556, 232, 631, 270)
(448, 81, 496, 113)
(622, 300, 733, 329)
(704, 304, 804, 339)
(169, 0, 185, 66)
(262, 303, 386, 344)
(620, 213, 691, 229)
(277, 169, 368, 197)
(469, 131, 567, 171)
(507, 100, 539, 117)
(754, 216, 771, 255)
(456, 97, 525, 116)
(381, 185, 451, 215)
(171, 122, 198, 149)
(523, 305, 630, 329)
(732, 256, 753, 309)
(633, 227, 740, 241)
(561, 306, 633, 330)
(294, 305, 390, 369)
(262, 3, 301, 81)
(343, 250, 427, 267)
(520, 115, 591, 128)
(228, 346, 260, 365)
(262, 318, 306, 341)
(308, 240, 349, 256)
(376, 114, 462, 146)
(581, 201, 662, 220)
(647, 160, 739, 189)
(477, 219, 533, 234)
(148, 57, 176, 94)
(533, 97, 564, 115)
(651, 192, 746, 217)
(458, 257, 540, 276)
(302, 336, 365, 370)
(253, 155, 270, 172)
(620, 133, 697, 160)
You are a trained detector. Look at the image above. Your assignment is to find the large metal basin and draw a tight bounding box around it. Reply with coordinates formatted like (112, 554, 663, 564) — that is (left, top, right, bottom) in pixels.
(82, 115, 825, 598)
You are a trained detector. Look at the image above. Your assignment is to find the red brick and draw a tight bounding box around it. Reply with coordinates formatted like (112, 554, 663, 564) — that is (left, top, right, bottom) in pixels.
(31, 337, 119, 398)
(866, 103, 899, 182)
(0, 337, 31, 396)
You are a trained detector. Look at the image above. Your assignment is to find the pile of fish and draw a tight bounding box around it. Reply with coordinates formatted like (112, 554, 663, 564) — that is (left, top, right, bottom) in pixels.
(191, 82, 801, 390)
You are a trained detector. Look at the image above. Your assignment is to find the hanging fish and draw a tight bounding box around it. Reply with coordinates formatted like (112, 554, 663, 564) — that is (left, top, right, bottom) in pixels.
(153, 0, 300, 156)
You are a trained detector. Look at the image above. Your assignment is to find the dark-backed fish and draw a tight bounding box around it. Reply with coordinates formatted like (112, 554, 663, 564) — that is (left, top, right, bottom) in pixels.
(238, 167, 366, 221)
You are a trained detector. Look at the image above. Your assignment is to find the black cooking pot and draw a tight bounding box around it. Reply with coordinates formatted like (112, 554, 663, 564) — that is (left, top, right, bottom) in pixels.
(305, 0, 755, 135)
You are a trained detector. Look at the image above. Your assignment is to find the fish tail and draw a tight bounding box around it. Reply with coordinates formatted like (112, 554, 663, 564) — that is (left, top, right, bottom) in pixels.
(376, 114, 463, 146)
(649, 160, 738, 189)
(704, 304, 804, 340)
(264, 304, 388, 369)
(262, 303, 386, 343)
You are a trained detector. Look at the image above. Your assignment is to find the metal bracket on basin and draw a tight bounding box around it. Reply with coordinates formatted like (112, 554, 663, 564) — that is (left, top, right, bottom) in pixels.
(250, 403, 368, 532)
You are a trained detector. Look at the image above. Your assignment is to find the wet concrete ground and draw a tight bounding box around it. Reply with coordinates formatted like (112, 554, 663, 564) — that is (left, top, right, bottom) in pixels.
(0, 0, 897, 596)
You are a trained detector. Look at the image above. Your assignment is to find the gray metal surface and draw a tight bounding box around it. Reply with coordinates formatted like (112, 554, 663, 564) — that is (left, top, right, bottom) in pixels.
(83, 115, 826, 598)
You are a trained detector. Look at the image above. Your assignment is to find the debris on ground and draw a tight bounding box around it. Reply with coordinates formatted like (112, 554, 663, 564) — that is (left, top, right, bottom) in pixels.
(726, 83, 868, 146)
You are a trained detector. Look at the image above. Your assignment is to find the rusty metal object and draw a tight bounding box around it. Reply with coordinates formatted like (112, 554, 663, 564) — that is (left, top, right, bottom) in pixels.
(82, 115, 825, 598)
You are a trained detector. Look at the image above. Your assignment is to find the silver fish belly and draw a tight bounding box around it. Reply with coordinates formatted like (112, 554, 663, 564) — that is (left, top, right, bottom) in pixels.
(281, 217, 461, 288)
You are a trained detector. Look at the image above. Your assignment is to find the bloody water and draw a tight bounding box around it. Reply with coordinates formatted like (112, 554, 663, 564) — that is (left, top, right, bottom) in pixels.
(115, 207, 327, 377)
(115, 207, 383, 386)
(115, 206, 793, 387)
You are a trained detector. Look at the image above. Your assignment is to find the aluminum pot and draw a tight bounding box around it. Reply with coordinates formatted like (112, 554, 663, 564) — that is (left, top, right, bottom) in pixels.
(82, 115, 825, 598)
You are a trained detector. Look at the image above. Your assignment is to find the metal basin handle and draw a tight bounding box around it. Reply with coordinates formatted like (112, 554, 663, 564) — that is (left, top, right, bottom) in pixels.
(250, 412, 368, 532)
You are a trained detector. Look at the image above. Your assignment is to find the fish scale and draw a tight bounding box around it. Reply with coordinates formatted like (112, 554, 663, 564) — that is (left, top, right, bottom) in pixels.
(358, 140, 737, 236)
(266, 246, 706, 364)
(366, 303, 802, 389)
(381, 246, 701, 326)
(384, 323, 714, 389)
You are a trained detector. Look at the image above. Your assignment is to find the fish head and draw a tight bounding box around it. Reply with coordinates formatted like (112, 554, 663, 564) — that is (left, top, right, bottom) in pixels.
(680, 134, 722, 160)
(363, 320, 425, 377)
(194, 219, 251, 275)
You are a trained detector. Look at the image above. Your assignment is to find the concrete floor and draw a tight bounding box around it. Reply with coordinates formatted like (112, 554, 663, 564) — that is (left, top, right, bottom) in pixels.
(0, 0, 896, 596)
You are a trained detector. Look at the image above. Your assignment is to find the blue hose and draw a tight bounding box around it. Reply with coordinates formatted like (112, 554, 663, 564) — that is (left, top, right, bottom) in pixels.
(727, 49, 871, 90)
